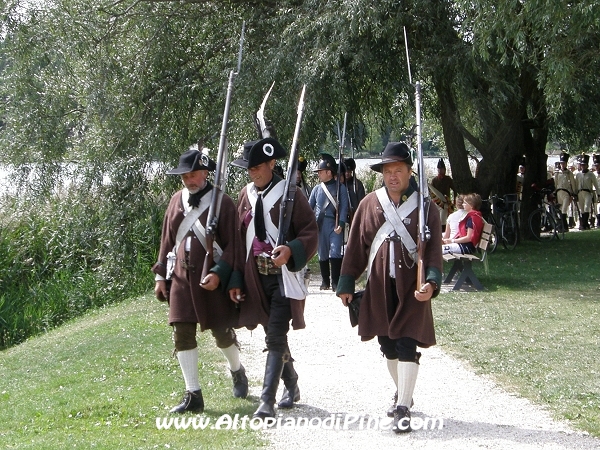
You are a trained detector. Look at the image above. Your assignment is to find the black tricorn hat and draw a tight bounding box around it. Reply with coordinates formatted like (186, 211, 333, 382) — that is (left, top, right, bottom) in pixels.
(370, 142, 413, 173)
(344, 158, 356, 171)
(577, 154, 590, 165)
(167, 146, 216, 175)
(231, 137, 286, 169)
(314, 153, 337, 173)
(559, 152, 570, 162)
(437, 158, 446, 170)
(593, 154, 600, 165)
(298, 156, 308, 172)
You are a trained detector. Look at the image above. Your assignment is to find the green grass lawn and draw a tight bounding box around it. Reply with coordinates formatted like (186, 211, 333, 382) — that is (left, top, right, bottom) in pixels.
(0, 296, 266, 449)
(435, 229, 600, 435)
(2, 230, 599, 448)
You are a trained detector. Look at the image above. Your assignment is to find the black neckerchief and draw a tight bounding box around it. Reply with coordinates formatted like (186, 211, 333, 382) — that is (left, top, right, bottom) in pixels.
(188, 181, 213, 208)
(254, 175, 280, 242)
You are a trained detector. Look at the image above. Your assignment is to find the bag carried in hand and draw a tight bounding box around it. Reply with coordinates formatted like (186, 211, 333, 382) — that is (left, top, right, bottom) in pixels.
(348, 290, 364, 327)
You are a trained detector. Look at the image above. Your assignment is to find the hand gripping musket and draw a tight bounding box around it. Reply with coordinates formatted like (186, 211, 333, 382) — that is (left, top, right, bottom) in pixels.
(275, 85, 307, 249)
(335, 112, 348, 229)
(201, 22, 245, 284)
(404, 27, 431, 290)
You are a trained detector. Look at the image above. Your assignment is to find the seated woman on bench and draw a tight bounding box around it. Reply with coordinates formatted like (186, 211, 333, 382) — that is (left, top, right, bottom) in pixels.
(443, 194, 466, 240)
(442, 193, 484, 255)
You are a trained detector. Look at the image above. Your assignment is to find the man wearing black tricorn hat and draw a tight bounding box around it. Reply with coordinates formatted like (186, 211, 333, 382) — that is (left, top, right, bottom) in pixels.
(308, 153, 350, 291)
(230, 136, 318, 419)
(152, 144, 248, 414)
(336, 142, 442, 434)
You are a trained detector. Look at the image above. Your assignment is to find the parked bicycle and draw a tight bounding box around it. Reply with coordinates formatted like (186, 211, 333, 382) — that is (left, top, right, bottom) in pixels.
(528, 187, 565, 241)
(481, 194, 519, 250)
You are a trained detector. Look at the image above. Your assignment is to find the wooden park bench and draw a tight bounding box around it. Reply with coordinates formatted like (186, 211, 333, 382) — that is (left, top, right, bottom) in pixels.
(442, 222, 494, 291)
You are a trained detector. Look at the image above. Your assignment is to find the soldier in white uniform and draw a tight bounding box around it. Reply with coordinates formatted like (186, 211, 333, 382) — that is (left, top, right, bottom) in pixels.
(553, 152, 576, 232)
(575, 154, 600, 230)
(593, 155, 600, 228)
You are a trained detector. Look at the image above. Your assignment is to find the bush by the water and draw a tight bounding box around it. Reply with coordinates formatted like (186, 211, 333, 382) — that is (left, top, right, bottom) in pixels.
(0, 162, 168, 349)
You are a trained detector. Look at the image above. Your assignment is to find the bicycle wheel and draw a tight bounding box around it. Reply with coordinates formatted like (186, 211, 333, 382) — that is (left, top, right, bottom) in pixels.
(552, 207, 565, 240)
(501, 212, 518, 249)
(528, 208, 557, 241)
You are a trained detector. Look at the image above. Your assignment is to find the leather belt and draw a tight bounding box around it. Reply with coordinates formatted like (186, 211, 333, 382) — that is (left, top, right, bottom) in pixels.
(255, 254, 281, 276)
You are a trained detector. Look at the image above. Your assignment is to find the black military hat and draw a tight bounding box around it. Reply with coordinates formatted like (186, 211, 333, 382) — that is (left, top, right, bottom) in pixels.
(167, 146, 216, 175)
(593, 154, 600, 165)
(577, 154, 590, 165)
(298, 155, 308, 172)
(370, 142, 413, 173)
(338, 161, 347, 174)
(344, 158, 356, 171)
(315, 153, 337, 173)
(437, 158, 446, 170)
(231, 137, 286, 169)
(559, 152, 570, 163)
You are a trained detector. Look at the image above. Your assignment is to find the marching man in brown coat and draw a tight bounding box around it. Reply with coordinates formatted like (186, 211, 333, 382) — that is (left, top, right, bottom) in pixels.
(152, 145, 247, 414)
(230, 137, 318, 419)
(336, 142, 443, 433)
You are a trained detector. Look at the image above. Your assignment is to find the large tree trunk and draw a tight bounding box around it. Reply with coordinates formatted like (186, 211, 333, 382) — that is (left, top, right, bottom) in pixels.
(433, 74, 478, 194)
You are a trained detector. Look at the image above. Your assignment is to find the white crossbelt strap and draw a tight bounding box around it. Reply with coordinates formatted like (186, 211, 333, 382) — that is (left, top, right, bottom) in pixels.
(320, 182, 337, 211)
(368, 188, 418, 279)
(245, 181, 286, 259)
(178, 189, 223, 261)
(245, 180, 307, 300)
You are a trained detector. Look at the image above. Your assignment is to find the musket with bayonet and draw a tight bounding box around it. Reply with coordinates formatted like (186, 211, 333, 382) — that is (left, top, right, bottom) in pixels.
(201, 22, 245, 284)
(275, 85, 307, 249)
(404, 26, 431, 290)
(335, 112, 347, 230)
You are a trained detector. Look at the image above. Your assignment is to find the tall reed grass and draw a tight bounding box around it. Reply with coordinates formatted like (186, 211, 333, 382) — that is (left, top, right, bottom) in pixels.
(0, 163, 168, 349)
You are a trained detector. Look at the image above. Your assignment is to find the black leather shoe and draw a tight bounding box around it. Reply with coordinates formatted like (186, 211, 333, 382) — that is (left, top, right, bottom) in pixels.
(170, 389, 204, 414)
(392, 405, 412, 433)
(387, 392, 414, 417)
(231, 364, 249, 399)
(278, 386, 300, 408)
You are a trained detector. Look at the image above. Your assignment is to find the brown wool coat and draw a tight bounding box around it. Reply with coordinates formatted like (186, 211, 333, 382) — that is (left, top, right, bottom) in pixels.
(236, 180, 318, 330)
(151, 190, 240, 331)
(340, 190, 443, 347)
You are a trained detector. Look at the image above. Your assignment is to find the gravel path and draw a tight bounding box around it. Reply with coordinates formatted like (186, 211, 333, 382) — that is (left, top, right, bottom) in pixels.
(236, 280, 599, 449)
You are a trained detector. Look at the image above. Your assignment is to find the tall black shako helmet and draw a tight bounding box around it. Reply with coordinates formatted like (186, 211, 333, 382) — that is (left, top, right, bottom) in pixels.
(167, 144, 216, 174)
(314, 153, 337, 174)
(231, 137, 286, 169)
(370, 142, 413, 173)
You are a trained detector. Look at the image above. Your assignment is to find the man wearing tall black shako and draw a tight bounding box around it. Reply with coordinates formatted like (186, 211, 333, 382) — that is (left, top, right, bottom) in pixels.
(336, 142, 443, 433)
(230, 138, 318, 419)
(152, 145, 247, 413)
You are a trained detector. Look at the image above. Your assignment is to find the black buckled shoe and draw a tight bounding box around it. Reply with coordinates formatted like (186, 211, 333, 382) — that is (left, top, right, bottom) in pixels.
(231, 364, 249, 399)
(170, 389, 204, 414)
(392, 405, 412, 433)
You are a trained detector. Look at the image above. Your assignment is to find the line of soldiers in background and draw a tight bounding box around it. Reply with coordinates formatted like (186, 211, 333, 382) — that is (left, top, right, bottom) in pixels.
(551, 152, 600, 231)
(274, 154, 366, 291)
